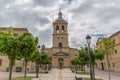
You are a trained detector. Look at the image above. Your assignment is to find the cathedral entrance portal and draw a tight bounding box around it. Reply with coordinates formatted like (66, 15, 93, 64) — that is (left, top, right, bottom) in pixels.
(58, 58, 64, 69)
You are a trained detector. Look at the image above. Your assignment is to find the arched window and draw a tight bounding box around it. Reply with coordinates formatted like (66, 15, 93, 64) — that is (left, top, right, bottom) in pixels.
(62, 26, 64, 33)
(56, 26, 59, 33)
(59, 43, 62, 48)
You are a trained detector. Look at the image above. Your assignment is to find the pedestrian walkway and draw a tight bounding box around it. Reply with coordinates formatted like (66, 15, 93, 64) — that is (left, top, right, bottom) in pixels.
(86, 68, 120, 80)
(0, 72, 23, 80)
(40, 68, 59, 80)
(61, 68, 75, 80)
(95, 69, 120, 80)
(1, 68, 120, 80)
(40, 68, 75, 80)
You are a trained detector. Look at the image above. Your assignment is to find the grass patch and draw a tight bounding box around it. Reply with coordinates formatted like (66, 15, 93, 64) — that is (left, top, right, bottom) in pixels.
(77, 71, 90, 75)
(84, 78, 103, 80)
(13, 76, 35, 80)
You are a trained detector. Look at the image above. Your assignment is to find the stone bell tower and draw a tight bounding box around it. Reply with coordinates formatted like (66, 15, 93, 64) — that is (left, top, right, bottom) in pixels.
(52, 11, 68, 48)
(44, 10, 78, 68)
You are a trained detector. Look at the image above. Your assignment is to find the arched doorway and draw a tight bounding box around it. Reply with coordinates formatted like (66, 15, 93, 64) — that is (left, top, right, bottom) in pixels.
(58, 58, 64, 69)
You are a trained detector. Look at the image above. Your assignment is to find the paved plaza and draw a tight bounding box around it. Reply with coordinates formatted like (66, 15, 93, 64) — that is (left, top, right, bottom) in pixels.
(0, 68, 75, 80)
(33, 68, 76, 80)
(0, 68, 120, 80)
(95, 69, 120, 80)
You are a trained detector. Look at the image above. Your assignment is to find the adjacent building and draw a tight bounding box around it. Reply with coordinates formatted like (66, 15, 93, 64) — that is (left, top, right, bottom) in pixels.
(0, 27, 28, 71)
(96, 31, 120, 72)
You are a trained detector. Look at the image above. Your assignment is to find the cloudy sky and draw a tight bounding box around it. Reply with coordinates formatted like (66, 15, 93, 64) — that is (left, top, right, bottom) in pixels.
(0, 0, 120, 49)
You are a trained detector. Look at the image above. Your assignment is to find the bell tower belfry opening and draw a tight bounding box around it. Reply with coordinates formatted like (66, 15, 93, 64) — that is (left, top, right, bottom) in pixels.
(52, 11, 68, 48)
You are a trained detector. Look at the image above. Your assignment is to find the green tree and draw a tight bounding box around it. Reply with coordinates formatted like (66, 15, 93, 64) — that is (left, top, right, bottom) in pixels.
(0, 27, 20, 80)
(32, 50, 50, 77)
(30, 37, 40, 78)
(73, 46, 104, 77)
(78, 47, 89, 72)
(91, 48, 105, 80)
(32, 49, 41, 78)
(93, 49, 104, 61)
(100, 37, 115, 80)
(71, 56, 80, 73)
(39, 51, 50, 70)
(18, 32, 37, 78)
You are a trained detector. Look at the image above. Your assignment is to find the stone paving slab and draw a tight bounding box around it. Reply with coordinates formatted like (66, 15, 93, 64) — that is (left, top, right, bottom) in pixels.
(1, 68, 120, 80)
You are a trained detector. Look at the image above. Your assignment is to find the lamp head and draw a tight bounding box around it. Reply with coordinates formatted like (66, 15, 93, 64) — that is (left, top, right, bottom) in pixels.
(86, 35, 91, 44)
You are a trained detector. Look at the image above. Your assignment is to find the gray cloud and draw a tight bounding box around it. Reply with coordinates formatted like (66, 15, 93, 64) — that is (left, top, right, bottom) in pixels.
(0, 0, 120, 49)
(32, 0, 57, 7)
(70, 0, 93, 14)
(0, 0, 13, 7)
(0, 5, 50, 26)
(36, 28, 52, 48)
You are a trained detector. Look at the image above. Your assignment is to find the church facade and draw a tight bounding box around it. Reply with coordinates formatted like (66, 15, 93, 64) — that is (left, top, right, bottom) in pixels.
(44, 11, 79, 68)
(0, 11, 79, 71)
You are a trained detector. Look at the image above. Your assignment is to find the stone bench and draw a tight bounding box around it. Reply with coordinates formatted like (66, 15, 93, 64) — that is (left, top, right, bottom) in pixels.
(44, 70, 49, 73)
(75, 76, 82, 80)
(71, 69, 75, 73)
(32, 78, 41, 80)
(75, 75, 90, 80)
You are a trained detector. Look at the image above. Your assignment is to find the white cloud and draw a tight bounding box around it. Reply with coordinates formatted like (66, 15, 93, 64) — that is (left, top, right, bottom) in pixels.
(14, 0, 32, 5)
(0, 0, 120, 49)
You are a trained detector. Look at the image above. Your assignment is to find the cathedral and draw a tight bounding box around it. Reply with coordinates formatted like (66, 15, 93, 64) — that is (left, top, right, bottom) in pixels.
(44, 11, 79, 68)
(0, 11, 79, 72)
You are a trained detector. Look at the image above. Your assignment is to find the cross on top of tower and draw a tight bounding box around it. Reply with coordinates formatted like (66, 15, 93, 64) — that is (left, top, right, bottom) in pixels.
(58, 9, 62, 18)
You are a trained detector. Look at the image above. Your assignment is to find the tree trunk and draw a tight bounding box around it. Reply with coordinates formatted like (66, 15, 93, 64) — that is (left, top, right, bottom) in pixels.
(75, 65, 77, 73)
(36, 61, 38, 78)
(106, 54, 111, 80)
(81, 64, 83, 72)
(83, 64, 85, 72)
(36, 61, 39, 78)
(93, 64, 95, 80)
(24, 58, 27, 78)
(9, 60, 13, 80)
(45, 64, 47, 70)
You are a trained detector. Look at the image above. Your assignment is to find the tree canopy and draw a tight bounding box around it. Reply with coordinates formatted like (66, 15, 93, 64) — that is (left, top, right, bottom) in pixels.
(18, 32, 37, 78)
(100, 37, 115, 56)
(0, 27, 21, 80)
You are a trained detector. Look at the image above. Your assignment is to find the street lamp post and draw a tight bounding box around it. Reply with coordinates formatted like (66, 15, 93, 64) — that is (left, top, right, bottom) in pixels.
(86, 35, 93, 80)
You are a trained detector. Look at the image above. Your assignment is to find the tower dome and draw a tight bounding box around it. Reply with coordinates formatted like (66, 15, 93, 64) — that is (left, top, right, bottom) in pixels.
(54, 11, 67, 23)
